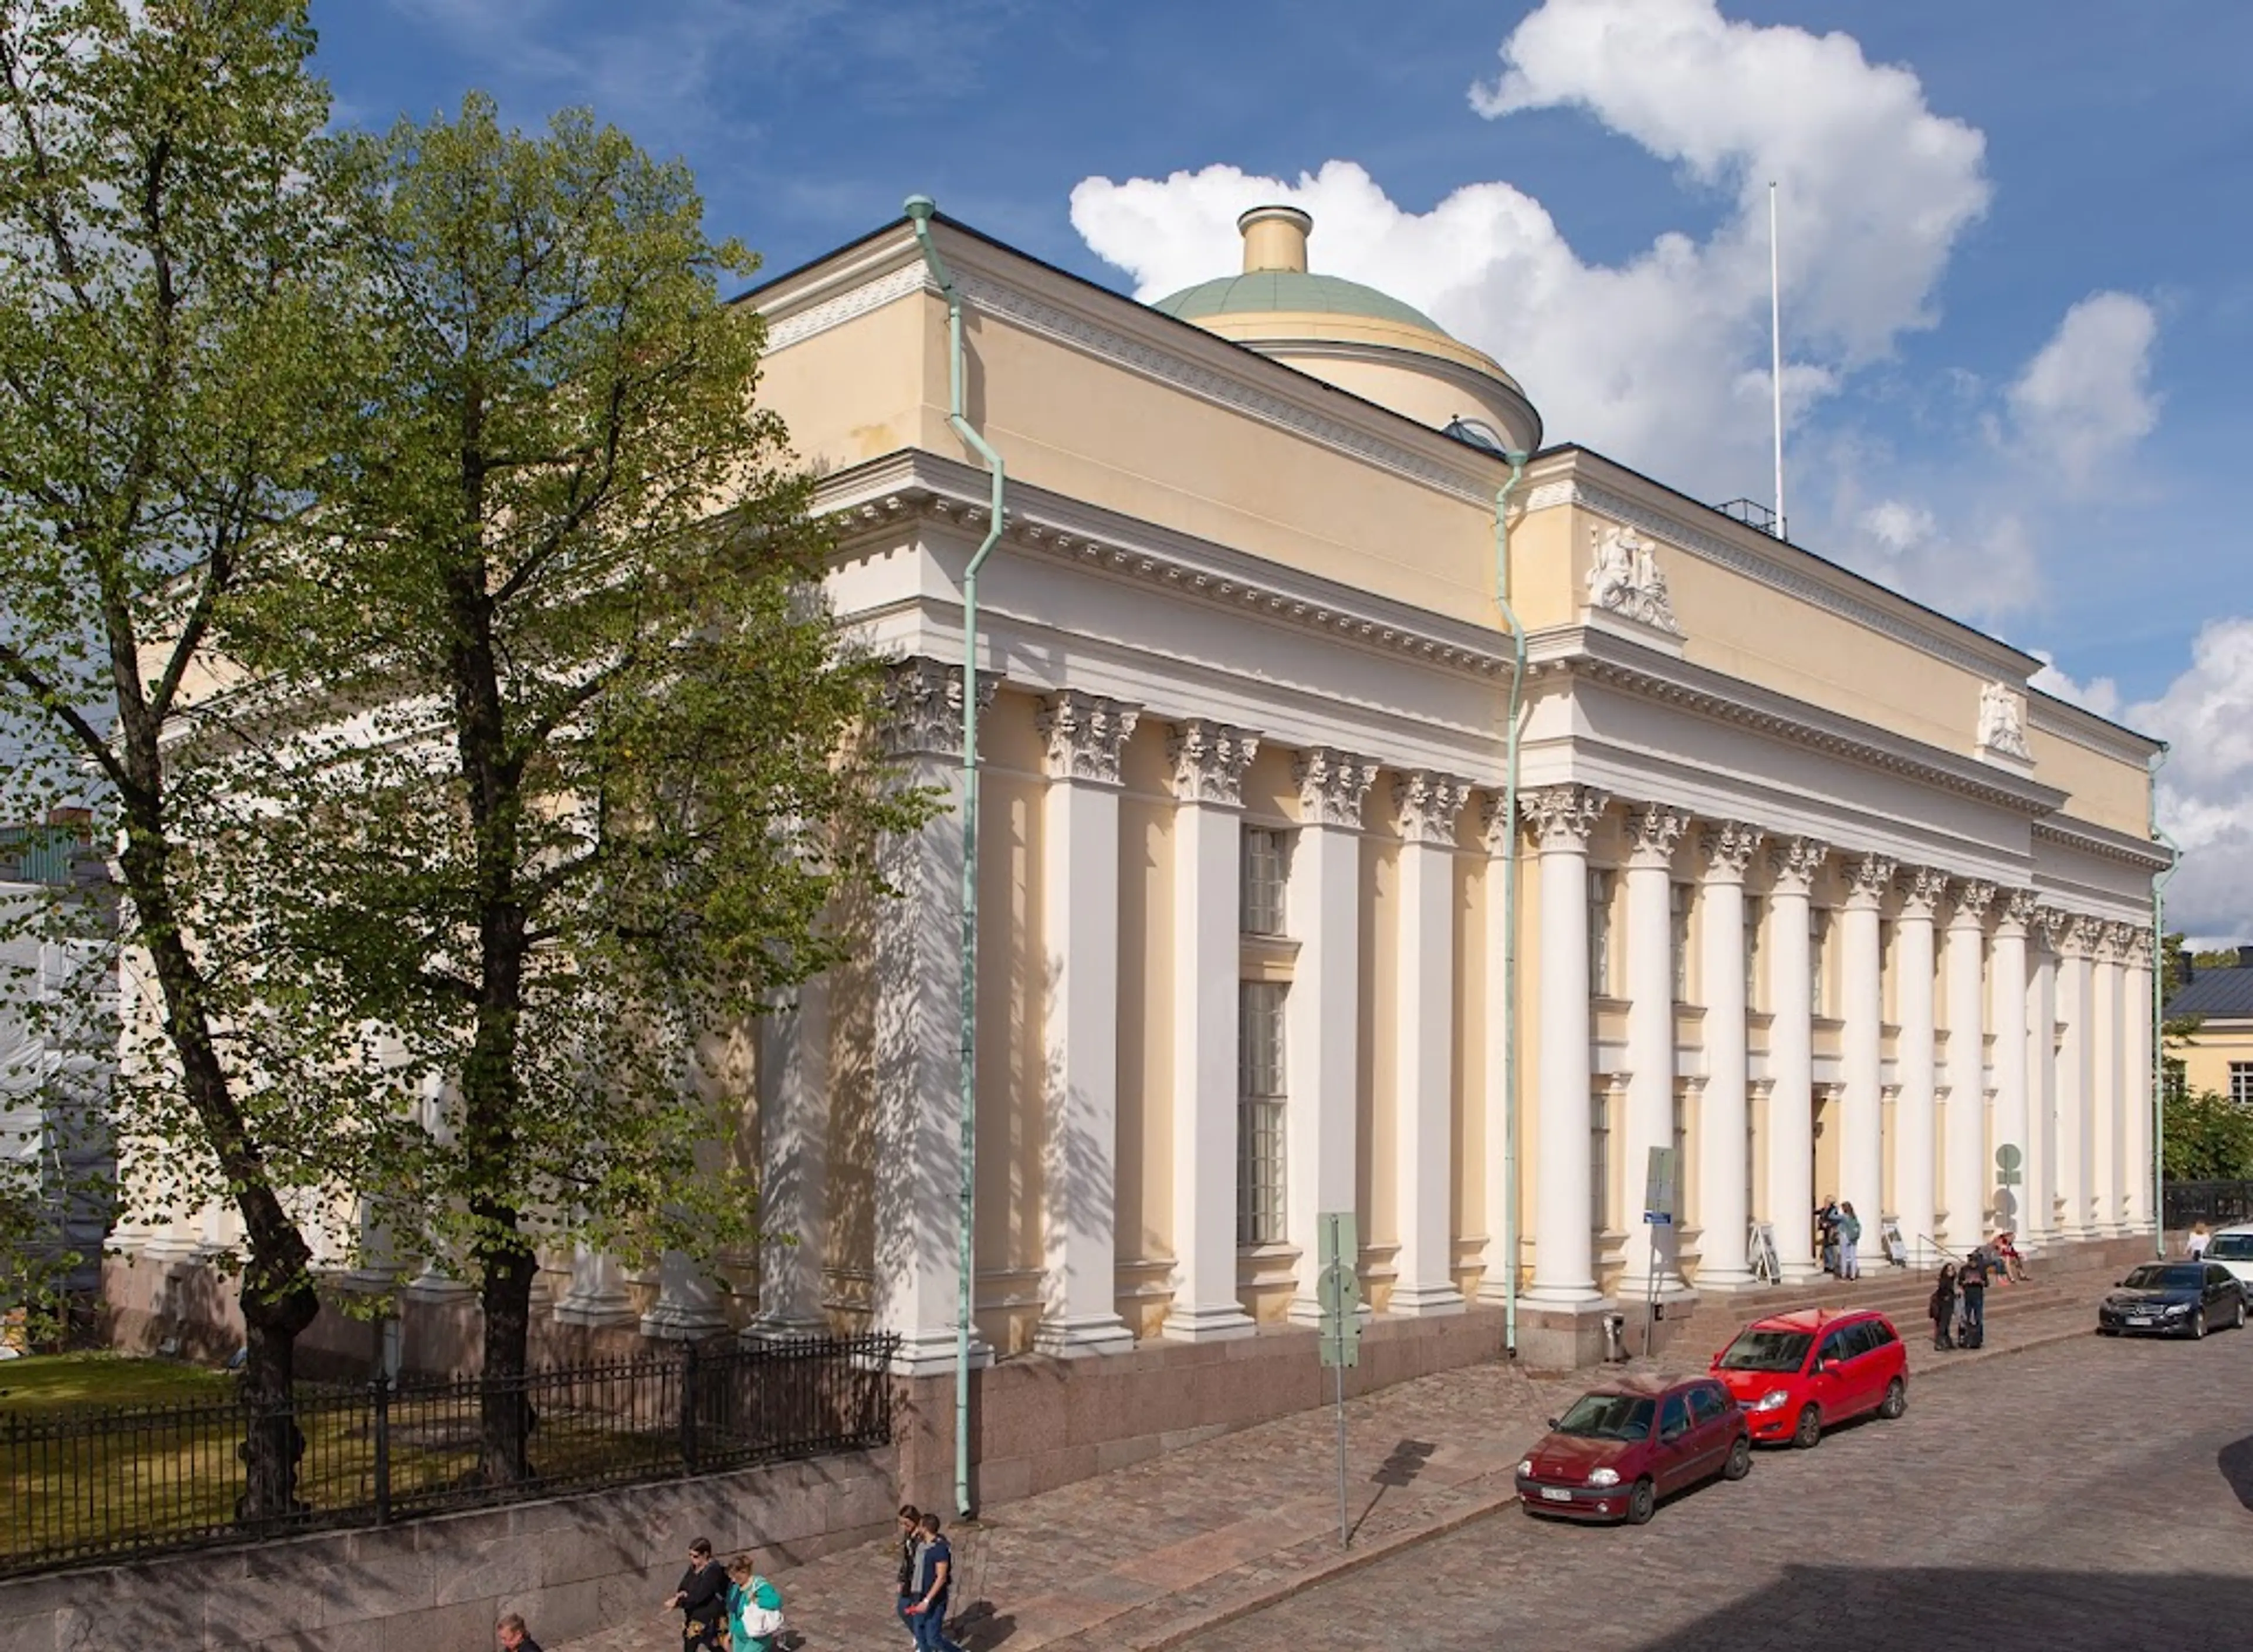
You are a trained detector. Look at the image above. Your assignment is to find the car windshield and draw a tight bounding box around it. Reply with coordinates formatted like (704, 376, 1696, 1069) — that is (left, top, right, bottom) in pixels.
(2123, 1264, 2205, 1291)
(1554, 1394, 1656, 1441)
(1717, 1330, 1813, 1372)
(2206, 1235, 2253, 1261)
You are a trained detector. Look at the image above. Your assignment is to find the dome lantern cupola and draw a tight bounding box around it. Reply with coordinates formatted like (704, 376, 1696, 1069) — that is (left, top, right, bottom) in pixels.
(1151, 205, 1540, 453)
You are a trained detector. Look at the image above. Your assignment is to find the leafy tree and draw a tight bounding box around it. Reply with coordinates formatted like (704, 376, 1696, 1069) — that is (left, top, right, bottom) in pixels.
(2162, 1089, 2253, 1183)
(228, 96, 922, 1483)
(0, 0, 363, 1516)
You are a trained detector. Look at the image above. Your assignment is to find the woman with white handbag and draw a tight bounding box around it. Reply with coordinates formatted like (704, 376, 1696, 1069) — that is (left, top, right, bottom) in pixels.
(726, 1555, 787, 1651)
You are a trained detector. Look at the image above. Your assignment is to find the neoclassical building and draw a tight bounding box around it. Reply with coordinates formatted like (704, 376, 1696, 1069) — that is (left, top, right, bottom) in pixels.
(109, 202, 2168, 1386)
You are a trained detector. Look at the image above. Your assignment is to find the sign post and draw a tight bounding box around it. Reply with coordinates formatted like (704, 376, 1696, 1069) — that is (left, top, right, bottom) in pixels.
(1641, 1147, 1678, 1357)
(1317, 1211, 1361, 1547)
(1994, 1143, 2023, 1237)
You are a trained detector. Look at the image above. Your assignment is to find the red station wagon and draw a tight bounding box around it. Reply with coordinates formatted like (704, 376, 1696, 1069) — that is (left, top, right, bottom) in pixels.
(1515, 1373, 1751, 1525)
(1710, 1308, 1909, 1448)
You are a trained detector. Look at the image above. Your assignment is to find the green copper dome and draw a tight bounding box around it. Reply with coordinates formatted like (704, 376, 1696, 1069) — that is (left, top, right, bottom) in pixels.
(1151, 270, 1446, 336)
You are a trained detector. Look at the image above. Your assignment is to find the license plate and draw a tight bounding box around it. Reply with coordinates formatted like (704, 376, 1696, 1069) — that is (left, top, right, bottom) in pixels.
(2127, 1316, 2151, 1327)
(1541, 1487, 1572, 1502)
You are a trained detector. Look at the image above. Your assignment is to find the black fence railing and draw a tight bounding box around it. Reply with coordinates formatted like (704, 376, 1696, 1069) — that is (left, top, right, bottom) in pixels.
(0, 1333, 897, 1578)
(2162, 1181, 2253, 1231)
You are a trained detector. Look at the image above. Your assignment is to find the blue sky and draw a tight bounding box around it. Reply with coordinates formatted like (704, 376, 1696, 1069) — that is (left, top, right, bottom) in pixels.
(312, 1, 2252, 935)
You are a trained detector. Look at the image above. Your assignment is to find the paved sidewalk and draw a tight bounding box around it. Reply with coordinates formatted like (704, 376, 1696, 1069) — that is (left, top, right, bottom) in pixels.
(559, 1294, 2098, 1652)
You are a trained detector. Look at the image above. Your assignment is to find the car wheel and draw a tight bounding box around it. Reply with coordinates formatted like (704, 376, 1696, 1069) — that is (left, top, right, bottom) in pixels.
(1878, 1377, 1907, 1420)
(1791, 1404, 1823, 1450)
(1722, 1436, 1753, 1481)
(1625, 1478, 1656, 1525)
(2191, 1308, 2208, 1340)
(2235, 1298, 2247, 1331)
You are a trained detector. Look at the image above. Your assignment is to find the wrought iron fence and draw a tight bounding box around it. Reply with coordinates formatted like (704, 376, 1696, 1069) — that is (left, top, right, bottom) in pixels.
(0, 1333, 897, 1577)
(2163, 1181, 2253, 1231)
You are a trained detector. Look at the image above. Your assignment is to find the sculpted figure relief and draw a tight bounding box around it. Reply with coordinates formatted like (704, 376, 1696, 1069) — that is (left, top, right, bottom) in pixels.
(1977, 680, 2032, 761)
(1585, 523, 1681, 635)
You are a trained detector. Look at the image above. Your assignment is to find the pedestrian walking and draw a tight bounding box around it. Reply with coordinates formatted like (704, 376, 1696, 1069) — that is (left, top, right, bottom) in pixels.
(664, 1538, 730, 1651)
(904, 1512, 967, 1652)
(495, 1613, 543, 1652)
(2188, 1220, 2212, 1260)
(894, 1504, 924, 1640)
(1958, 1247, 1991, 1349)
(1838, 1202, 1863, 1281)
(726, 1555, 787, 1652)
(1929, 1262, 1958, 1350)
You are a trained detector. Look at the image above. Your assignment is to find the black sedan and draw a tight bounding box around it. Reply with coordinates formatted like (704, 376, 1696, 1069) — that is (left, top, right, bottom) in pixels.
(2096, 1261, 2248, 1339)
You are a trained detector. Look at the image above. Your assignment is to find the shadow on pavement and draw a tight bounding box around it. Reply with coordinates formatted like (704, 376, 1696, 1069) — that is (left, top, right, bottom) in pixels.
(1630, 1563, 2253, 1651)
(2217, 1436, 2253, 1512)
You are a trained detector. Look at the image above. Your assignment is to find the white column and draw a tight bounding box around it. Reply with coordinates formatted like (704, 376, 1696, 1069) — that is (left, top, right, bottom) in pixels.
(2124, 932, 2155, 1234)
(2057, 916, 2095, 1241)
(553, 1242, 637, 1328)
(1162, 719, 1259, 1342)
(1289, 751, 1375, 1323)
(747, 979, 831, 1338)
(871, 658, 994, 1374)
(1764, 837, 1827, 1284)
(1525, 784, 1608, 1304)
(1941, 880, 1995, 1251)
(1391, 772, 1473, 1316)
(1839, 854, 1894, 1248)
(1621, 802, 1690, 1296)
(2091, 925, 2125, 1236)
(1893, 868, 1944, 1258)
(1033, 692, 1139, 1357)
(2025, 912, 2061, 1249)
(1990, 891, 2034, 1246)
(1694, 822, 1760, 1288)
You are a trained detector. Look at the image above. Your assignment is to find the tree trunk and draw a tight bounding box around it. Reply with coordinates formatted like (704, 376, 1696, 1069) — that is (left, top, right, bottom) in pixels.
(475, 1221, 539, 1484)
(119, 818, 321, 1523)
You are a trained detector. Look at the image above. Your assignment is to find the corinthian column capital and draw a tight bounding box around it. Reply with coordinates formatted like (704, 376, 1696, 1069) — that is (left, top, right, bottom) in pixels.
(1699, 820, 1763, 882)
(1393, 771, 1473, 847)
(1292, 747, 1378, 830)
(1167, 719, 1259, 807)
(1038, 690, 1140, 786)
(1623, 802, 1692, 870)
(1520, 784, 1608, 853)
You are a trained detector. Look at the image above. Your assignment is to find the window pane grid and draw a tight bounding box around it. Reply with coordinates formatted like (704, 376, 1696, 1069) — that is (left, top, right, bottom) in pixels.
(1239, 982, 1287, 1245)
(2232, 1063, 2253, 1108)
(1242, 828, 1288, 936)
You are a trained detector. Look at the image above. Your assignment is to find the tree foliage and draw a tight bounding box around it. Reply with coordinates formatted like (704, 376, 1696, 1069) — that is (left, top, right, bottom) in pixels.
(2163, 1089, 2253, 1183)
(218, 95, 923, 1481)
(0, 0, 364, 1515)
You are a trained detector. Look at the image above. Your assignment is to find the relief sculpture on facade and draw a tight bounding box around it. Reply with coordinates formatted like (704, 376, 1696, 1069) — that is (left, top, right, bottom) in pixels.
(1977, 679, 2034, 762)
(1585, 523, 1682, 635)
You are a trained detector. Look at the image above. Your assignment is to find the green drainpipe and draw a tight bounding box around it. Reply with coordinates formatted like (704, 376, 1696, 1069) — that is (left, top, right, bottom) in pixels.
(906, 195, 1004, 1518)
(1491, 452, 1531, 1356)
(2150, 743, 2178, 1259)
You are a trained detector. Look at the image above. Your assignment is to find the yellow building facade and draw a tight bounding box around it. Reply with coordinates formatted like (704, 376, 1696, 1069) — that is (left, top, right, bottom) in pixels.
(627, 201, 2171, 1372)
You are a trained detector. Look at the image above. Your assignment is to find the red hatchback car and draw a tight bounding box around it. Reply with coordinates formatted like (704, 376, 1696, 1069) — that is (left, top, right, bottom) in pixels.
(1515, 1373, 1750, 1525)
(1710, 1308, 1909, 1448)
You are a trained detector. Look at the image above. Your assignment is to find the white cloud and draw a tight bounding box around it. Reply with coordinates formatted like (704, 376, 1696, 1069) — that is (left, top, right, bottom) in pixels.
(2028, 651, 2123, 723)
(1071, 0, 1990, 503)
(2005, 291, 2160, 491)
(2048, 618, 2253, 943)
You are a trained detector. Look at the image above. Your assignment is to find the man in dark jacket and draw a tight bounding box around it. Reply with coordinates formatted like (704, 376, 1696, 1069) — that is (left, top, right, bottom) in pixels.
(666, 1538, 729, 1650)
(1958, 1248, 1992, 1348)
(496, 1614, 542, 1652)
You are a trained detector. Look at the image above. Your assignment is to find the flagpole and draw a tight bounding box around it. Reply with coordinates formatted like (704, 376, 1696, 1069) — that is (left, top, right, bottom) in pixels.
(1770, 180, 1785, 541)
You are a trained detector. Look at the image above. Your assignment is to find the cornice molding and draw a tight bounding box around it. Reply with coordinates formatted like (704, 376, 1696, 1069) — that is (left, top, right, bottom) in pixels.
(763, 260, 926, 353)
(1522, 475, 2031, 683)
(2030, 815, 2173, 871)
(814, 456, 1517, 683)
(2025, 689, 2163, 764)
(1537, 632, 2068, 819)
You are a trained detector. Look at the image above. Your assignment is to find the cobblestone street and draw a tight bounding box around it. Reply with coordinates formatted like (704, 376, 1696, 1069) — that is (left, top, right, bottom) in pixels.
(1197, 1319, 2253, 1651)
(559, 1295, 2177, 1652)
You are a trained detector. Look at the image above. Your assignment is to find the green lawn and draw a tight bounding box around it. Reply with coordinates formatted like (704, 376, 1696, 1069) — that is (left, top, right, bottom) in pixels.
(0, 1352, 232, 1410)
